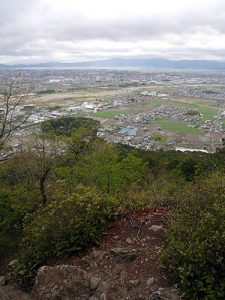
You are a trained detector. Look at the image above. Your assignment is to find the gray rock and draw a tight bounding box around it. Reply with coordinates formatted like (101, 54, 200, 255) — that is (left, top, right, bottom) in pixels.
(150, 287, 180, 300)
(32, 265, 90, 299)
(151, 292, 161, 300)
(99, 293, 107, 300)
(147, 277, 155, 287)
(89, 276, 101, 290)
(149, 225, 163, 232)
(129, 279, 140, 287)
(0, 276, 6, 286)
(125, 237, 133, 244)
(111, 248, 137, 262)
(83, 250, 106, 267)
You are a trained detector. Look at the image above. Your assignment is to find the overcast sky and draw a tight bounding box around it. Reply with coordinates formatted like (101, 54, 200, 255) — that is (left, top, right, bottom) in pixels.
(1, 0, 225, 63)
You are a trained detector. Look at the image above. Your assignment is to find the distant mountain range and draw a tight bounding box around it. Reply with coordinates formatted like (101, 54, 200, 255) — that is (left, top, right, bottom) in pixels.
(1, 58, 225, 70)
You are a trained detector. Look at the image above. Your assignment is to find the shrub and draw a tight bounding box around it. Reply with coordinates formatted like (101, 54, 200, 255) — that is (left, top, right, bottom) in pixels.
(0, 185, 40, 256)
(185, 109, 200, 116)
(15, 185, 118, 284)
(161, 173, 225, 299)
(179, 158, 198, 181)
(152, 133, 167, 142)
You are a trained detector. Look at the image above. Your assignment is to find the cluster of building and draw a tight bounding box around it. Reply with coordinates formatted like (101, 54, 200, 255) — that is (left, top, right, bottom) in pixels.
(97, 125, 157, 150)
(96, 106, 225, 151)
(1, 69, 225, 154)
(200, 120, 225, 132)
(114, 106, 201, 124)
(170, 85, 225, 101)
(2, 69, 225, 92)
(2, 89, 224, 154)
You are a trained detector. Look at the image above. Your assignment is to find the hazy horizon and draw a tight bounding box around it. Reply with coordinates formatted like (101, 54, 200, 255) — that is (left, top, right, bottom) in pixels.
(1, 0, 225, 64)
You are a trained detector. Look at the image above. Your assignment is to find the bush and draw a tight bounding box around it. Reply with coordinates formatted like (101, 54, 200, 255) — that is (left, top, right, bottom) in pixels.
(161, 173, 225, 299)
(185, 109, 200, 116)
(0, 185, 40, 256)
(15, 185, 118, 284)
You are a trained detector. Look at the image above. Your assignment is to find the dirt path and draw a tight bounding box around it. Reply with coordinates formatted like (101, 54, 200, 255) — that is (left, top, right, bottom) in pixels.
(0, 207, 180, 300)
(40, 207, 179, 299)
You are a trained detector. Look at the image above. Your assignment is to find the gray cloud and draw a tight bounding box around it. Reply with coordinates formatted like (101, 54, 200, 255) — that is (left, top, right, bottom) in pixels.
(1, 0, 225, 63)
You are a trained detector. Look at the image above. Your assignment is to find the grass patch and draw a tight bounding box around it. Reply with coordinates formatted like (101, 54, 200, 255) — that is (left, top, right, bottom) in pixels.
(197, 105, 218, 121)
(148, 99, 218, 122)
(151, 119, 203, 135)
(92, 110, 121, 118)
(66, 87, 119, 93)
(152, 133, 168, 142)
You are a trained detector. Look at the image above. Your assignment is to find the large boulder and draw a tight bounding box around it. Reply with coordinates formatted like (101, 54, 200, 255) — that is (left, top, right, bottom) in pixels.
(31, 263, 132, 300)
(32, 265, 91, 299)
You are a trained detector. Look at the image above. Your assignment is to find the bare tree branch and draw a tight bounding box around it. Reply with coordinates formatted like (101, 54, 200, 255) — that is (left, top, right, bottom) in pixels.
(0, 74, 34, 148)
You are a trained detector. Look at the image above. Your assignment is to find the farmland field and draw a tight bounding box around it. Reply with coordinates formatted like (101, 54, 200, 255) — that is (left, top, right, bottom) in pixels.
(92, 110, 121, 118)
(151, 119, 203, 135)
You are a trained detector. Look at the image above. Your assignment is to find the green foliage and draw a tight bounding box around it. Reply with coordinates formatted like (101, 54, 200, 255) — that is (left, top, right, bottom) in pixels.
(8, 259, 35, 287)
(161, 173, 225, 299)
(67, 126, 98, 159)
(0, 188, 16, 254)
(16, 185, 118, 282)
(185, 109, 200, 116)
(72, 143, 147, 196)
(41, 116, 100, 136)
(2, 123, 225, 290)
(0, 156, 31, 186)
(179, 158, 198, 181)
(152, 133, 168, 142)
(0, 185, 41, 255)
(37, 89, 55, 94)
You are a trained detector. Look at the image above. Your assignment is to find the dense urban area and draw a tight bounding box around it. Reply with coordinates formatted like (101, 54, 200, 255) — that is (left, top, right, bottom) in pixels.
(1, 68, 225, 159)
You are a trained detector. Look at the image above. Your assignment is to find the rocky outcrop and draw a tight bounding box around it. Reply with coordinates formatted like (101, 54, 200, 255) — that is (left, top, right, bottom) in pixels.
(31, 249, 180, 300)
(31, 263, 128, 300)
(2, 211, 181, 299)
(32, 265, 91, 299)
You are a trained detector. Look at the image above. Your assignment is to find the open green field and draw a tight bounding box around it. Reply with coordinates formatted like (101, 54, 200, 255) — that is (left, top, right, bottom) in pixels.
(90, 98, 218, 136)
(92, 110, 121, 118)
(148, 99, 218, 122)
(151, 119, 203, 135)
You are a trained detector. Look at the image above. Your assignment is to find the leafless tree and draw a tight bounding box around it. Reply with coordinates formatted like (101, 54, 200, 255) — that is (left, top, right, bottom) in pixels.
(0, 74, 34, 148)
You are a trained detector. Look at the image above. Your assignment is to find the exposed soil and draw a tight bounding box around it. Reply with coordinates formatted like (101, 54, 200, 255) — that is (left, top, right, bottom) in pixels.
(0, 207, 178, 300)
(0, 252, 18, 276)
(45, 206, 173, 299)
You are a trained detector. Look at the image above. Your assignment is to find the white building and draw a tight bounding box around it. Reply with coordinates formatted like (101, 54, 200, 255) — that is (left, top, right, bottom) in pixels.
(82, 102, 98, 110)
(175, 147, 208, 153)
